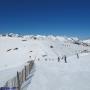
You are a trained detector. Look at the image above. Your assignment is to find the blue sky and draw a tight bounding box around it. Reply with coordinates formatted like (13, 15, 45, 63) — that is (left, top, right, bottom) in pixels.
(0, 0, 90, 38)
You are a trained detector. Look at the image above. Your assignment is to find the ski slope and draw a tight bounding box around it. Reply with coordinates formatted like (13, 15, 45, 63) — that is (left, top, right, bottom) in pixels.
(0, 35, 90, 90)
(27, 53, 90, 90)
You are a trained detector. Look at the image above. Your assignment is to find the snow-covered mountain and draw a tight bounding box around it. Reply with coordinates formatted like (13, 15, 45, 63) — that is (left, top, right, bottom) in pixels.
(83, 39, 90, 44)
(0, 34, 90, 90)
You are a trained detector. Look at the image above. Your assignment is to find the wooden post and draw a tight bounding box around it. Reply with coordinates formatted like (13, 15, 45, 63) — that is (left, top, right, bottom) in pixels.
(19, 72, 22, 87)
(21, 70, 23, 83)
(5, 81, 8, 87)
(25, 66, 27, 80)
(29, 63, 31, 74)
(12, 80, 13, 87)
(13, 77, 16, 88)
(17, 71, 20, 90)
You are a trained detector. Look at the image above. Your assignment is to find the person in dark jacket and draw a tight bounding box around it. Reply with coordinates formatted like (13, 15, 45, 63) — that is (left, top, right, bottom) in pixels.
(64, 55, 67, 63)
(58, 57, 60, 62)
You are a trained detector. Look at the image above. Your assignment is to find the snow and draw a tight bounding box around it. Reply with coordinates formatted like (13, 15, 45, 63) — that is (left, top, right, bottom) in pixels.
(0, 35, 90, 90)
(27, 53, 90, 90)
(83, 39, 90, 44)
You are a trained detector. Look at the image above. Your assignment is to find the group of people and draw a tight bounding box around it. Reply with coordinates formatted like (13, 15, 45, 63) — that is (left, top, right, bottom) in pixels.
(58, 53, 79, 63)
(58, 55, 67, 63)
(29, 53, 79, 63)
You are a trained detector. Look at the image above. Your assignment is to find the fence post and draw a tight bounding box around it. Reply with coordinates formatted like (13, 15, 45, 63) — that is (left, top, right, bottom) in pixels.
(5, 81, 8, 87)
(25, 66, 27, 80)
(4, 60, 34, 89)
(17, 71, 20, 90)
(29, 63, 31, 74)
(21, 70, 23, 83)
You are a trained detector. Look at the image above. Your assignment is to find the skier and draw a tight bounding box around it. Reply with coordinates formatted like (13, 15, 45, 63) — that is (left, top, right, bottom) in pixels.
(64, 55, 67, 63)
(58, 57, 60, 62)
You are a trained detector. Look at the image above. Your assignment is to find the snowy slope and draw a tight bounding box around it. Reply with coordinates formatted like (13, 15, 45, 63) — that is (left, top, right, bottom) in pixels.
(83, 39, 90, 44)
(0, 35, 90, 90)
(27, 53, 90, 90)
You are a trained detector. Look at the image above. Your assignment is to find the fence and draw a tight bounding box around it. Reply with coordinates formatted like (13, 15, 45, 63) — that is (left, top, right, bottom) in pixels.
(4, 60, 34, 90)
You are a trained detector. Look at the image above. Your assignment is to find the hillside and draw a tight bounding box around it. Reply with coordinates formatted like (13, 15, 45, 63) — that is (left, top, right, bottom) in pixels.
(0, 35, 90, 90)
